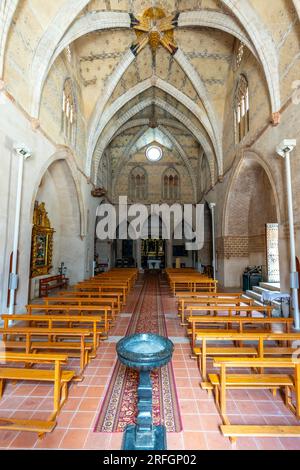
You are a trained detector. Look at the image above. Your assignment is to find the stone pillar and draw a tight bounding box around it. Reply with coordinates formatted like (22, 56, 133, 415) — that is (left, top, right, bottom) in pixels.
(136, 239, 142, 270)
(166, 240, 173, 268)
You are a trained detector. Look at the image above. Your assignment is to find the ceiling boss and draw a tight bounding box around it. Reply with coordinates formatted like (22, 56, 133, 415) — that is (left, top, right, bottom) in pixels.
(130, 7, 179, 56)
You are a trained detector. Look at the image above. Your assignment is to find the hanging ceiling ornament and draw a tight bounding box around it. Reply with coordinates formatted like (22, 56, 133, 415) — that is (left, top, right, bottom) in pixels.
(130, 7, 179, 56)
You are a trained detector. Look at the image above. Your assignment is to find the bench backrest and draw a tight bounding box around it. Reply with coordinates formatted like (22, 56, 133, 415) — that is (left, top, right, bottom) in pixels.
(213, 357, 297, 368)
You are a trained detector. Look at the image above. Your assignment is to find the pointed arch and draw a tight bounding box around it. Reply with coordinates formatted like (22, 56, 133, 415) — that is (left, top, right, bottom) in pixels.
(0, 0, 19, 79)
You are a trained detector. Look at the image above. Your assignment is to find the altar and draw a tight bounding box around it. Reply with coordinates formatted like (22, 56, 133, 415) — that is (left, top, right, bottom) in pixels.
(147, 259, 161, 270)
(142, 239, 165, 270)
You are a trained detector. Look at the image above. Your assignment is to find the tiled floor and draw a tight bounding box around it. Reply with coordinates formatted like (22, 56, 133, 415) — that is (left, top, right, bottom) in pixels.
(0, 276, 300, 450)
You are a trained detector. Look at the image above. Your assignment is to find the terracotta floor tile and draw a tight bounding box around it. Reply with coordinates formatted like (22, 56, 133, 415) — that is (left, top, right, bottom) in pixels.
(177, 388, 195, 400)
(35, 429, 66, 449)
(56, 411, 74, 428)
(59, 429, 88, 449)
(183, 431, 207, 450)
(205, 431, 232, 450)
(60, 397, 82, 412)
(200, 413, 222, 432)
(11, 385, 37, 396)
(85, 386, 105, 398)
(70, 411, 96, 429)
(280, 437, 300, 450)
(256, 437, 285, 451)
(197, 399, 218, 415)
(109, 433, 123, 450)
(236, 437, 258, 450)
(78, 398, 101, 412)
(10, 431, 38, 449)
(175, 377, 192, 387)
(84, 432, 111, 450)
(0, 430, 20, 448)
(167, 432, 184, 450)
(180, 400, 199, 415)
(236, 400, 260, 415)
(182, 415, 202, 431)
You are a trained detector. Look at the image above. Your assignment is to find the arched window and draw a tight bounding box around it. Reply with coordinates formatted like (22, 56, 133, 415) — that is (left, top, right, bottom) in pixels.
(163, 168, 180, 201)
(129, 167, 147, 201)
(234, 74, 249, 143)
(62, 78, 76, 146)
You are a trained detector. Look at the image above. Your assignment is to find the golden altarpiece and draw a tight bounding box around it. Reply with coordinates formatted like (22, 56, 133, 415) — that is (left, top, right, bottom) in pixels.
(30, 202, 54, 278)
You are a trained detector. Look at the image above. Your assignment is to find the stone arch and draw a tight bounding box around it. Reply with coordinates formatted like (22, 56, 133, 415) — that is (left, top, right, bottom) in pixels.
(30, 12, 132, 118)
(293, 0, 300, 20)
(223, 150, 281, 236)
(29, 0, 90, 117)
(30, 147, 86, 238)
(31, 157, 84, 284)
(221, 150, 281, 287)
(178, 10, 258, 58)
(0, 0, 19, 79)
(220, 0, 281, 114)
(88, 78, 220, 176)
(91, 98, 216, 186)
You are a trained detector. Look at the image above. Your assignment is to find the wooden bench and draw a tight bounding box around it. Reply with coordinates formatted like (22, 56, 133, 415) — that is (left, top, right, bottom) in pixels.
(59, 291, 123, 310)
(169, 277, 218, 294)
(25, 304, 111, 337)
(0, 326, 92, 375)
(178, 297, 254, 325)
(0, 352, 75, 437)
(42, 297, 119, 322)
(75, 284, 127, 303)
(188, 315, 293, 350)
(39, 275, 69, 297)
(187, 304, 273, 319)
(195, 331, 300, 381)
(2, 313, 105, 355)
(210, 357, 300, 442)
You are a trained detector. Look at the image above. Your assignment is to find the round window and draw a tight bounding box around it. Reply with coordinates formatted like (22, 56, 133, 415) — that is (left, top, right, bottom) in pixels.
(146, 146, 162, 162)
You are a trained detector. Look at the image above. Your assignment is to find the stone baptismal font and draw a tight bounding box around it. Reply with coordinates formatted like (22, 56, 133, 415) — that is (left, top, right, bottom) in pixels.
(117, 333, 174, 450)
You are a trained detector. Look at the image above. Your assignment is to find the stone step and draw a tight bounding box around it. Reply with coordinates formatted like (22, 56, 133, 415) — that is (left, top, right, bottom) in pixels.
(244, 291, 264, 307)
(260, 282, 281, 292)
(253, 286, 280, 296)
(246, 289, 282, 309)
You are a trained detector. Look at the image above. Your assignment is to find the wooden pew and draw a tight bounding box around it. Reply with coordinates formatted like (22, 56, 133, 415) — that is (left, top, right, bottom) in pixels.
(188, 315, 293, 350)
(59, 291, 123, 310)
(187, 304, 273, 319)
(0, 326, 92, 375)
(195, 331, 300, 381)
(2, 313, 105, 355)
(178, 297, 254, 325)
(0, 352, 75, 437)
(210, 357, 300, 442)
(80, 278, 131, 291)
(42, 297, 119, 322)
(0, 314, 103, 356)
(25, 304, 111, 336)
(170, 277, 218, 294)
(74, 284, 127, 303)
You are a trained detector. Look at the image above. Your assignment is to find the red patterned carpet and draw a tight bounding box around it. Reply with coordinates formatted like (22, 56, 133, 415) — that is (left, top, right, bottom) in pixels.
(94, 273, 182, 433)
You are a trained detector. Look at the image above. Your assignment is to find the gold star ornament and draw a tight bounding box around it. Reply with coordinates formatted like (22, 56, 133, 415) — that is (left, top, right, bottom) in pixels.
(130, 7, 179, 56)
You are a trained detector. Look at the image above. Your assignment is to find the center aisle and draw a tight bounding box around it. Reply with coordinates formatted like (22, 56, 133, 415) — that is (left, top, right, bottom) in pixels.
(94, 272, 182, 434)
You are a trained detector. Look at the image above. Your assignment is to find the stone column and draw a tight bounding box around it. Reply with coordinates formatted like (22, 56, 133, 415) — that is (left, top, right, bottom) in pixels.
(166, 240, 173, 268)
(136, 239, 142, 271)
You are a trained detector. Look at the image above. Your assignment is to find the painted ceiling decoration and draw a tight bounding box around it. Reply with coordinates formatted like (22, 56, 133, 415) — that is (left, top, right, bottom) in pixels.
(130, 7, 179, 56)
(2, 0, 295, 204)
